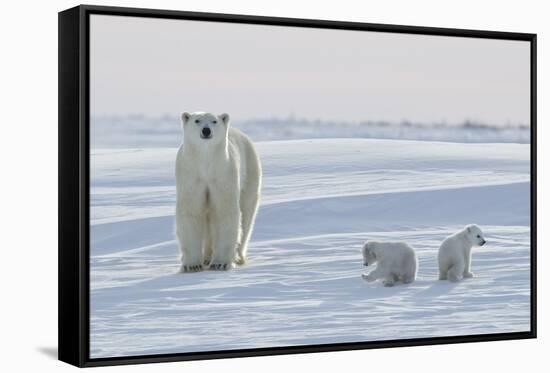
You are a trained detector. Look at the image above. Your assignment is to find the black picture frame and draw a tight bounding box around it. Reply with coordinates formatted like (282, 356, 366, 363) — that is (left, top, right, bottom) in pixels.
(58, 4, 537, 368)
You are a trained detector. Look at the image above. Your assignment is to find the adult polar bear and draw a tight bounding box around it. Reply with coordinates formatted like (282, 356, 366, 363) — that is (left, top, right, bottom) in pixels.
(175, 112, 262, 272)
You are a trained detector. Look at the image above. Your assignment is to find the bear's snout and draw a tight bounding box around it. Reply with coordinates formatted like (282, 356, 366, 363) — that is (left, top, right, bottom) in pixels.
(201, 127, 212, 138)
(480, 239, 487, 246)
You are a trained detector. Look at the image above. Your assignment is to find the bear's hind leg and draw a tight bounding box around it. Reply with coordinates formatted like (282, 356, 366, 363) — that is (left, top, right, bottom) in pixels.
(438, 262, 449, 280)
(447, 261, 465, 282)
(236, 188, 260, 265)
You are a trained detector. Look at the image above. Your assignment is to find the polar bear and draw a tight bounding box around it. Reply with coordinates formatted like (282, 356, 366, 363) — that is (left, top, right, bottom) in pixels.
(175, 112, 261, 272)
(361, 241, 418, 287)
(438, 224, 486, 282)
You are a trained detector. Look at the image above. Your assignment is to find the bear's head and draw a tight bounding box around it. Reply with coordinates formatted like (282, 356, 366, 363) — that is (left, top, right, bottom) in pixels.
(181, 112, 230, 147)
(465, 224, 486, 247)
(361, 241, 378, 267)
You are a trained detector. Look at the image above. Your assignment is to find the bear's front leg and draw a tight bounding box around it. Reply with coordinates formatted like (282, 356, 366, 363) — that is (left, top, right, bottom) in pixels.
(463, 247, 474, 278)
(382, 275, 396, 287)
(209, 191, 241, 271)
(361, 267, 385, 282)
(203, 213, 214, 266)
(176, 212, 205, 273)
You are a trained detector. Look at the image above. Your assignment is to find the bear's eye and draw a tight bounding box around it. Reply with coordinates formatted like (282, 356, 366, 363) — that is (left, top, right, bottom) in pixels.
(195, 119, 200, 124)
(477, 235, 480, 238)
(213, 120, 217, 124)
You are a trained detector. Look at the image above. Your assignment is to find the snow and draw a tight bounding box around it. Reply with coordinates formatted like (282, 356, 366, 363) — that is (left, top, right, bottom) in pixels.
(91, 115, 530, 148)
(90, 138, 531, 358)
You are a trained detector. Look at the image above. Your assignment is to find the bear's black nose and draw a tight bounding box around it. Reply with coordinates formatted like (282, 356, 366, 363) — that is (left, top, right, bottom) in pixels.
(202, 127, 211, 138)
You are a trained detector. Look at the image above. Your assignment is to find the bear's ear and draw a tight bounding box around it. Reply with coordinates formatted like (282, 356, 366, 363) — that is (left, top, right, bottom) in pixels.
(219, 113, 230, 126)
(181, 112, 191, 125)
(467, 226, 472, 233)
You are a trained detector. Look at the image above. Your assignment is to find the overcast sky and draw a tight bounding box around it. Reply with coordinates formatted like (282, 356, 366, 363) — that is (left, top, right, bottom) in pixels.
(90, 15, 530, 125)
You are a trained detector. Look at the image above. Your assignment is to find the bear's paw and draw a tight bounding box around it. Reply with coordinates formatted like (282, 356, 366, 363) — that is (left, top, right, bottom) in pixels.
(180, 264, 204, 273)
(209, 263, 234, 271)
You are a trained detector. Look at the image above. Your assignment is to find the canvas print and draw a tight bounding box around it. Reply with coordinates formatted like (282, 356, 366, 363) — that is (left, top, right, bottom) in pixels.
(89, 14, 531, 358)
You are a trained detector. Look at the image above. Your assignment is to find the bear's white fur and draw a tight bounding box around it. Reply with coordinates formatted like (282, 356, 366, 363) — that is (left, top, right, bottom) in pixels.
(438, 224, 486, 282)
(175, 112, 261, 272)
(361, 241, 418, 287)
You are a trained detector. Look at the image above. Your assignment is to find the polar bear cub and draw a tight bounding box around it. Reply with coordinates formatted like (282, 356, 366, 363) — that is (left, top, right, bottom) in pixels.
(438, 224, 486, 282)
(361, 241, 418, 287)
(175, 112, 262, 272)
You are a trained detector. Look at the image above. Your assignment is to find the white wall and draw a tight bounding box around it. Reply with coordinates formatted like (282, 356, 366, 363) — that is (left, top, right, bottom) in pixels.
(0, 0, 546, 372)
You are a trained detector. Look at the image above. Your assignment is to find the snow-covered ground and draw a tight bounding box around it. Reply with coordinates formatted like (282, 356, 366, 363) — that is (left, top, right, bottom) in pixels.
(90, 139, 531, 358)
(91, 115, 530, 148)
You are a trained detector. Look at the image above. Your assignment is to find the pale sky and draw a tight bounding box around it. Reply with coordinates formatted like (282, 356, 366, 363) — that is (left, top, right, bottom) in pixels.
(90, 14, 530, 125)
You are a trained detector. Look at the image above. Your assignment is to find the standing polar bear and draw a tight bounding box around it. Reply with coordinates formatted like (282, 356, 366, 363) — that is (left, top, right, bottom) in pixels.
(438, 224, 486, 282)
(361, 241, 418, 287)
(175, 112, 262, 272)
